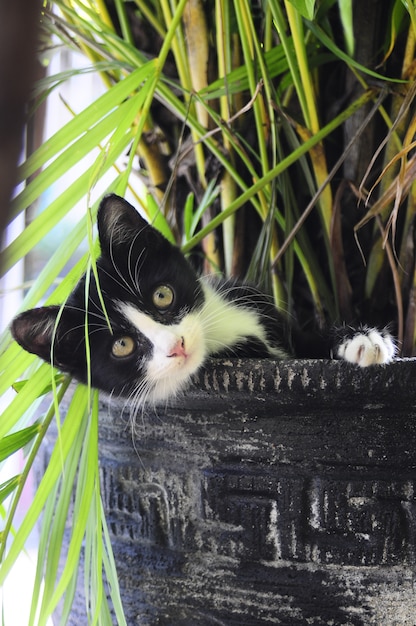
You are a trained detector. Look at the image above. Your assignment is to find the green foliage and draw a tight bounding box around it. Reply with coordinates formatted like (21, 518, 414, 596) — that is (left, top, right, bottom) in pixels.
(1, 0, 415, 623)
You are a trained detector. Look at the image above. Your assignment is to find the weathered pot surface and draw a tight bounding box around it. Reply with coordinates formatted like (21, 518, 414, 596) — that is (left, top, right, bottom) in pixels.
(94, 358, 416, 625)
(70, 358, 416, 624)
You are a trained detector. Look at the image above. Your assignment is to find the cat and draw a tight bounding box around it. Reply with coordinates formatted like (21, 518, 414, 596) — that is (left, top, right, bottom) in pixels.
(11, 194, 396, 406)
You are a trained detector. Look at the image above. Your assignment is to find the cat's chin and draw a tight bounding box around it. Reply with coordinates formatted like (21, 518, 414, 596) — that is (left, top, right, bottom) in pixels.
(144, 346, 206, 404)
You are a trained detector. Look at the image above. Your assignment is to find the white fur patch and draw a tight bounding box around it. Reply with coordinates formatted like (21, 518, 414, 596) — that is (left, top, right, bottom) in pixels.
(118, 281, 282, 403)
(199, 281, 286, 358)
(337, 329, 396, 367)
(119, 303, 207, 403)
(199, 283, 267, 354)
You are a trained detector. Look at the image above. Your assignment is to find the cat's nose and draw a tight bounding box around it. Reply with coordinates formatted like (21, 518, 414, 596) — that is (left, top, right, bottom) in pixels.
(168, 336, 187, 358)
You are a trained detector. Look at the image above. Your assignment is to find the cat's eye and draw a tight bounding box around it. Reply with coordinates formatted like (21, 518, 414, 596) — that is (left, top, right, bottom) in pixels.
(111, 336, 136, 358)
(152, 285, 174, 310)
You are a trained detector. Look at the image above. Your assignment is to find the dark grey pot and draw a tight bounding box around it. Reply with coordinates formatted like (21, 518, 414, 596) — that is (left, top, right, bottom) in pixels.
(96, 357, 416, 625)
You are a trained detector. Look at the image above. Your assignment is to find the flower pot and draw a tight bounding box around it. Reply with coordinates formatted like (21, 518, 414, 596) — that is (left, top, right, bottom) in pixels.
(43, 358, 416, 624)
(94, 357, 416, 625)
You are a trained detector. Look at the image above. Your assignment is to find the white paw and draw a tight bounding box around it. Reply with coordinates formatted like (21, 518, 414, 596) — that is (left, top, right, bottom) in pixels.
(337, 329, 396, 367)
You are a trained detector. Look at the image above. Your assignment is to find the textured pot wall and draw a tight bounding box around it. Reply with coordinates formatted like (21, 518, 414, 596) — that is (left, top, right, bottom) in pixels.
(96, 358, 416, 625)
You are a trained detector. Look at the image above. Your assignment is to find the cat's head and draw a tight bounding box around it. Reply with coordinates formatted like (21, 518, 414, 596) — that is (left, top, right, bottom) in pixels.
(11, 194, 208, 404)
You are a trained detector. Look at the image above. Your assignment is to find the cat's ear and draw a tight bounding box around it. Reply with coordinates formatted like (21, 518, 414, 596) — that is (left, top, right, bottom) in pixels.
(11, 307, 61, 364)
(97, 194, 156, 255)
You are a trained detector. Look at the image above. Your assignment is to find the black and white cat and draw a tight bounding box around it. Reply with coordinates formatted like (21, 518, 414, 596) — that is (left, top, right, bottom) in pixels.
(11, 194, 396, 405)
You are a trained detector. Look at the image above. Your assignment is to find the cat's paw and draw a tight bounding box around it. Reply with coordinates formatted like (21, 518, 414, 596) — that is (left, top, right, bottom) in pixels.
(335, 326, 396, 367)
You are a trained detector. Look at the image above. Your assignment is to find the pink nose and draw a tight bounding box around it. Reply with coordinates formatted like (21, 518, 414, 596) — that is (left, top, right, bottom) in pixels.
(168, 337, 187, 358)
